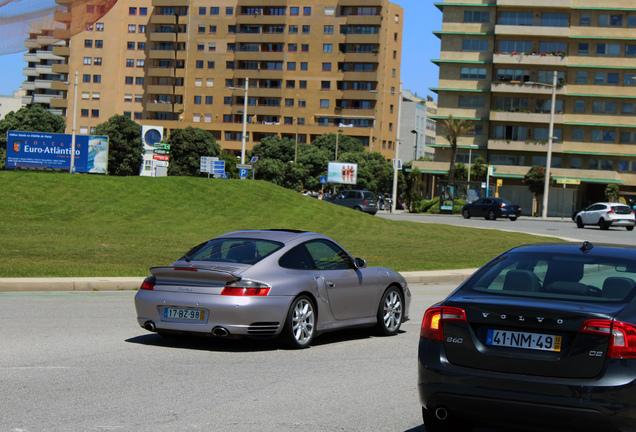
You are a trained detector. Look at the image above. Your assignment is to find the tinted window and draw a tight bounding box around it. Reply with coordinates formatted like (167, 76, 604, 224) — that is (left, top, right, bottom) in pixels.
(344, 191, 359, 199)
(463, 251, 636, 303)
(305, 240, 353, 270)
(362, 191, 376, 200)
(613, 205, 633, 215)
(183, 238, 283, 265)
(279, 245, 315, 270)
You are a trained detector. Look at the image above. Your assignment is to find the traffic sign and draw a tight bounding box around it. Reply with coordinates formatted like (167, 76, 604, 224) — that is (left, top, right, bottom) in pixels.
(239, 168, 248, 178)
(153, 155, 169, 161)
(557, 178, 581, 185)
(250, 156, 259, 163)
(153, 149, 169, 155)
(320, 176, 327, 184)
(154, 143, 170, 150)
(236, 164, 252, 170)
(221, 172, 228, 179)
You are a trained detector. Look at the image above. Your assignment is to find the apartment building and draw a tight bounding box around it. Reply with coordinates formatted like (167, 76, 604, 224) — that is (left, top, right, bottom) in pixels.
(22, 0, 405, 170)
(419, 0, 636, 216)
(397, 89, 436, 163)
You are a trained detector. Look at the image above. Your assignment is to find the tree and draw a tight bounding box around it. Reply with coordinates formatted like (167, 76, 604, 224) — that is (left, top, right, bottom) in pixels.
(451, 163, 468, 181)
(94, 114, 143, 176)
(0, 105, 65, 169)
(166, 126, 221, 176)
(441, 115, 474, 181)
(470, 156, 487, 182)
(523, 165, 552, 215)
(605, 183, 619, 202)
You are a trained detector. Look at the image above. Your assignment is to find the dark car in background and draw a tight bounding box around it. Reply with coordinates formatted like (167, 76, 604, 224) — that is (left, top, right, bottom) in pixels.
(328, 190, 378, 215)
(419, 242, 636, 432)
(461, 197, 521, 221)
(572, 202, 635, 231)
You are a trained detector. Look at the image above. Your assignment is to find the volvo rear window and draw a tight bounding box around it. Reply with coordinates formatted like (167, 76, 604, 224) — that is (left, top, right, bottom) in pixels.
(613, 205, 633, 215)
(463, 252, 636, 303)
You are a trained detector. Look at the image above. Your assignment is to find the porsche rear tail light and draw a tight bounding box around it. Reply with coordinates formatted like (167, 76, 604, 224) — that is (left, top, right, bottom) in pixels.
(140, 276, 156, 291)
(581, 319, 636, 358)
(221, 280, 271, 296)
(421, 306, 466, 341)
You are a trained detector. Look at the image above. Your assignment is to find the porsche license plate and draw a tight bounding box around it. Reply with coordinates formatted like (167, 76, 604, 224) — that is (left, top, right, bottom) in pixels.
(487, 329, 561, 352)
(163, 307, 205, 321)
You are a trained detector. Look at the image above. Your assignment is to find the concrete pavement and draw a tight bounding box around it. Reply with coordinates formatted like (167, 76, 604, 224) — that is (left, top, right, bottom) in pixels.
(0, 269, 476, 292)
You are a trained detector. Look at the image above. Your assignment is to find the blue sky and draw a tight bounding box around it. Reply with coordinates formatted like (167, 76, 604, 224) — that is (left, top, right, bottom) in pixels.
(0, 1, 442, 98)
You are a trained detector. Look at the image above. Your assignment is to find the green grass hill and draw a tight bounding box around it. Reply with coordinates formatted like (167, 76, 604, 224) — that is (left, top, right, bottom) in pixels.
(0, 171, 559, 277)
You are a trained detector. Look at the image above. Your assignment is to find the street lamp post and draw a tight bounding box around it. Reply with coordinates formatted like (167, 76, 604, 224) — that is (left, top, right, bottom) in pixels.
(410, 129, 418, 160)
(541, 71, 557, 219)
(294, 118, 299, 163)
(392, 80, 403, 213)
(69, 71, 78, 173)
(229, 78, 249, 165)
(467, 144, 478, 182)
(335, 129, 343, 161)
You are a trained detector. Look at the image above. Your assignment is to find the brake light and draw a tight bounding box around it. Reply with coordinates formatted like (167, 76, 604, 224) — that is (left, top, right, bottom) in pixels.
(581, 319, 636, 358)
(140, 276, 155, 291)
(221, 280, 271, 296)
(174, 267, 198, 272)
(363, 198, 367, 205)
(421, 306, 466, 341)
(607, 208, 615, 214)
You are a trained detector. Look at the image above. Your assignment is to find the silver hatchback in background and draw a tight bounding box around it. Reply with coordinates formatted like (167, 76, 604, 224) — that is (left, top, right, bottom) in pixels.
(574, 202, 635, 231)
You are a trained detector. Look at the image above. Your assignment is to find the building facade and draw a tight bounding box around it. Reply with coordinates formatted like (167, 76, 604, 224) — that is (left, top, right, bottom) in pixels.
(22, 0, 405, 173)
(420, 0, 636, 216)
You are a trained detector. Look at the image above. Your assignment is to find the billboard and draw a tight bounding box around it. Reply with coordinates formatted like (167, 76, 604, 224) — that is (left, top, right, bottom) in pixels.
(327, 162, 358, 185)
(6, 131, 109, 173)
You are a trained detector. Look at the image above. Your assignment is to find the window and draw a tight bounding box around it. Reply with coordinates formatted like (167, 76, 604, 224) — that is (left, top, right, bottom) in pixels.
(285, 98, 294, 107)
(127, 41, 135, 50)
(136, 59, 144, 67)
(302, 25, 310, 34)
(81, 92, 90, 100)
(463, 39, 488, 51)
(299, 80, 307, 89)
(84, 40, 93, 48)
(135, 77, 144, 85)
(81, 109, 89, 117)
(128, 25, 136, 33)
(625, 74, 636, 86)
(196, 60, 203, 69)
(83, 74, 92, 83)
(289, 25, 298, 34)
(95, 40, 103, 48)
(458, 96, 485, 108)
(139, 25, 146, 33)
(301, 44, 309, 52)
(298, 99, 306, 108)
(91, 109, 99, 118)
(591, 130, 616, 143)
(464, 11, 490, 23)
(125, 76, 133, 85)
(134, 94, 142, 103)
(623, 103, 635, 114)
(324, 25, 334, 34)
(539, 41, 567, 54)
(125, 59, 134, 67)
(139, 8, 147, 16)
(287, 62, 296, 70)
(629, 16, 636, 27)
(320, 99, 329, 108)
(499, 12, 533, 26)
(572, 129, 584, 142)
(197, 43, 204, 51)
(580, 14, 591, 26)
(300, 62, 308, 71)
(208, 61, 215, 69)
(198, 25, 205, 34)
(322, 63, 332, 72)
(288, 43, 297, 52)
(578, 43, 589, 55)
(498, 40, 532, 53)
(323, 44, 333, 53)
(226, 61, 235, 69)
(93, 57, 102, 66)
(210, 7, 219, 15)
(207, 78, 214, 87)
(95, 23, 104, 31)
(541, 13, 568, 27)
(304, 7, 311, 16)
(290, 7, 299, 16)
(129, 7, 136, 15)
(124, 94, 133, 102)
(225, 79, 234, 87)
(199, 7, 206, 15)
(574, 100, 586, 113)
(589, 159, 613, 170)
(194, 96, 201, 105)
(460, 67, 487, 80)
(321, 81, 331, 90)
(226, 7, 233, 15)
(224, 96, 232, 105)
(599, 15, 622, 27)
(596, 43, 621, 56)
(137, 42, 145, 50)
(576, 71, 587, 84)
(83, 57, 92, 65)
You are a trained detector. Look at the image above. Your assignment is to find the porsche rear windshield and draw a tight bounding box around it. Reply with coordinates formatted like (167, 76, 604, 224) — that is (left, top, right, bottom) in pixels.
(463, 252, 636, 303)
(182, 238, 284, 265)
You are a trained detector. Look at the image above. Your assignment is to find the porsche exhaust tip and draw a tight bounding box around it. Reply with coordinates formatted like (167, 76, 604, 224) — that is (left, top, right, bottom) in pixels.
(435, 407, 448, 421)
(212, 327, 229, 337)
(144, 321, 156, 332)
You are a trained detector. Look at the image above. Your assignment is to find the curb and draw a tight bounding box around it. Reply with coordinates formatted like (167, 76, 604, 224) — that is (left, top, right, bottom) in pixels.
(0, 270, 476, 292)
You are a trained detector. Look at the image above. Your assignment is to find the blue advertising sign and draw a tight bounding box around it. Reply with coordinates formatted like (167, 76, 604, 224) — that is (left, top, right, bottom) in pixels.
(6, 131, 109, 173)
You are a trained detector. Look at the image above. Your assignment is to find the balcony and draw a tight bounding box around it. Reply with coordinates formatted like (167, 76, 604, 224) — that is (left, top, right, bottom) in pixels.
(342, 33, 380, 44)
(152, 0, 189, 6)
(345, 15, 382, 26)
(255, 105, 282, 116)
(35, 65, 53, 74)
(493, 53, 568, 66)
(49, 98, 67, 108)
(495, 25, 569, 38)
(488, 139, 563, 153)
(22, 95, 33, 104)
(491, 81, 566, 96)
(33, 94, 62, 104)
(149, 50, 175, 60)
(149, 14, 176, 25)
(496, 0, 571, 6)
(23, 68, 38, 77)
(236, 14, 287, 25)
(148, 67, 175, 77)
(22, 82, 36, 91)
(23, 53, 38, 63)
(490, 111, 564, 124)
(52, 46, 70, 57)
(51, 64, 69, 74)
(146, 101, 175, 112)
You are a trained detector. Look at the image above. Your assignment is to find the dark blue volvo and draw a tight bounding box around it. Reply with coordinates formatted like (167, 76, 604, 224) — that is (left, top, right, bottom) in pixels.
(419, 242, 636, 432)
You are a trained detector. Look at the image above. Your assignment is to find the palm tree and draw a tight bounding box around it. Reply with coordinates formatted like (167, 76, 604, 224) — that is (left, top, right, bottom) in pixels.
(441, 115, 474, 181)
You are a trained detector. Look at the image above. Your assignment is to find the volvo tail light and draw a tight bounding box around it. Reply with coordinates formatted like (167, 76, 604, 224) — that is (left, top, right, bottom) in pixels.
(581, 319, 636, 358)
(421, 306, 466, 341)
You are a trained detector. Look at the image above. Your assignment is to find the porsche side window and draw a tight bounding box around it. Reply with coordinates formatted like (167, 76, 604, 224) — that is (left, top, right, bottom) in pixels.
(305, 240, 353, 270)
(279, 245, 315, 270)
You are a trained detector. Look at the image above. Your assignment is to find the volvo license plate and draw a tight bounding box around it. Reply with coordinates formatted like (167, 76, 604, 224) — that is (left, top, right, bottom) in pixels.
(487, 329, 562, 352)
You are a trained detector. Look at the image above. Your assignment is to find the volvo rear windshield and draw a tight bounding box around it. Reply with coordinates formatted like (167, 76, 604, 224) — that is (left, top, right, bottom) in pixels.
(462, 252, 636, 303)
